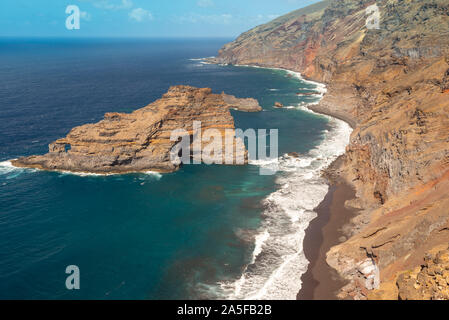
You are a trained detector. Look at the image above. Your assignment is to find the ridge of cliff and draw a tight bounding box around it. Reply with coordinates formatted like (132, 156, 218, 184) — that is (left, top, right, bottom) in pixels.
(12, 86, 261, 174)
(214, 0, 449, 299)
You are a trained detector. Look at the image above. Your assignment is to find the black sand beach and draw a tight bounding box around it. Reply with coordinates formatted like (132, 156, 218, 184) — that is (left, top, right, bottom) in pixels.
(297, 175, 358, 300)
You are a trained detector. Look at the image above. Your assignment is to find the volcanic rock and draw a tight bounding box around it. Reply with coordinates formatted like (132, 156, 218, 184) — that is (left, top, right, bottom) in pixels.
(274, 102, 284, 108)
(12, 86, 262, 174)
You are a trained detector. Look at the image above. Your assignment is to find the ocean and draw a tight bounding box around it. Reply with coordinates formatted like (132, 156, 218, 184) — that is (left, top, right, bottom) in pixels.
(0, 38, 351, 299)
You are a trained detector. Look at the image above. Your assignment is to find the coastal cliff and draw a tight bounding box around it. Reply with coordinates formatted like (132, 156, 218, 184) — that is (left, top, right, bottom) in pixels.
(213, 0, 449, 299)
(12, 86, 261, 174)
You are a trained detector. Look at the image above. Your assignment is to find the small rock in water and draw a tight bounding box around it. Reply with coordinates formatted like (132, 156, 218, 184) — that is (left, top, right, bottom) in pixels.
(274, 102, 284, 108)
(297, 91, 320, 96)
(287, 152, 300, 158)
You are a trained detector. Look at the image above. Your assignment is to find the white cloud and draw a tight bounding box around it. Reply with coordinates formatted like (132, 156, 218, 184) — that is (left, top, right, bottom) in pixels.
(175, 13, 233, 25)
(93, 0, 133, 10)
(267, 14, 280, 20)
(80, 11, 91, 21)
(197, 0, 214, 8)
(173, 12, 282, 26)
(252, 14, 280, 23)
(129, 8, 153, 22)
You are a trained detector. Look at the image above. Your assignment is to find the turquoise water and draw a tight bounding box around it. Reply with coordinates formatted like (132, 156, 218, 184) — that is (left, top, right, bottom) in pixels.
(0, 38, 330, 299)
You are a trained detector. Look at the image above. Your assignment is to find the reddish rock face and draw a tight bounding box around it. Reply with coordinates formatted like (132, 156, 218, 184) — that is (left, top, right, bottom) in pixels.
(213, 0, 449, 299)
(12, 86, 261, 174)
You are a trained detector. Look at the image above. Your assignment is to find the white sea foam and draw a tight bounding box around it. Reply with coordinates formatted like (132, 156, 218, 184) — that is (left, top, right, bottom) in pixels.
(189, 57, 214, 65)
(57, 170, 111, 177)
(252, 229, 270, 264)
(248, 158, 279, 167)
(189, 56, 215, 61)
(283, 69, 328, 97)
(0, 160, 163, 180)
(56, 170, 163, 179)
(217, 64, 352, 300)
(221, 117, 352, 300)
(235, 64, 328, 98)
(0, 160, 18, 175)
(143, 171, 163, 180)
(0, 160, 15, 170)
(0, 160, 37, 179)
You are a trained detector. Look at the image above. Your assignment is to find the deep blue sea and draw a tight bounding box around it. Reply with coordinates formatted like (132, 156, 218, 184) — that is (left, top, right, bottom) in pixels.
(0, 38, 346, 299)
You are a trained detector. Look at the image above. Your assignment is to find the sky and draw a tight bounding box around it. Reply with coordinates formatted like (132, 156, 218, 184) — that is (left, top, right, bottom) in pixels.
(0, 0, 321, 38)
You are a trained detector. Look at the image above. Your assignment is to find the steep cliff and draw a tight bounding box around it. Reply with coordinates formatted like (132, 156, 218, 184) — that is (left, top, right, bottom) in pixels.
(12, 86, 261, 174)
(214, 0, 449, 299)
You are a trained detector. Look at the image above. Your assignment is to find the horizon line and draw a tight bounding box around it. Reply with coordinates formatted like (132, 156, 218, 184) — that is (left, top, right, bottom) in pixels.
(0, 35, 237, 39)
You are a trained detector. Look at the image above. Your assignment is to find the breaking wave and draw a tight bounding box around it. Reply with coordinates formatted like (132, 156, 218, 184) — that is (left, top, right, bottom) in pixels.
(217, 65, 352, 300)
(0, 160, 162, 180)
(0, 160, 37, 179)
(220, 117, 351, 299)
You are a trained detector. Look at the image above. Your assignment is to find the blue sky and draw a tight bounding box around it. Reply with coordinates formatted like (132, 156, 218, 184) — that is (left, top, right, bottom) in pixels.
(0, 0, 320, 38)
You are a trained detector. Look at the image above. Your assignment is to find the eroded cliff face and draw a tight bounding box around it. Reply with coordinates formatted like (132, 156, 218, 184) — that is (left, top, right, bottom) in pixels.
(12, 86, 261, 174)
(214, 0, 449, 299)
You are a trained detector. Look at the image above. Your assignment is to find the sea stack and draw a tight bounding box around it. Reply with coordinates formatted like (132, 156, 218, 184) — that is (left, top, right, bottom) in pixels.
(12, 86, 262, 174)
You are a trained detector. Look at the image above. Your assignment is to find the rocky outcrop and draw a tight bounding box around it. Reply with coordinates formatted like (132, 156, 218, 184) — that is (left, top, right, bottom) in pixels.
(395, 247, 449, 300)
(274, 102, 284, 108)
(221, 93, 262, 112)
(369, 245, 449, 300)
(12, 86, 261, 174)
(213, 0, 449, 299)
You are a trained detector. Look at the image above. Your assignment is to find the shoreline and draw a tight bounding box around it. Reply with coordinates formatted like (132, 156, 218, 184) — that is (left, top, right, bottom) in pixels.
(2, 160, 164, 178)
(271, 69, 358, 300)
(216, 61, 355, 299)
(8, 56, 358, 299)
(299, 92, 358, 299)
(297, 157, 359, 300)
(228, 62, 358, 300)
(307, 104, 356, 130)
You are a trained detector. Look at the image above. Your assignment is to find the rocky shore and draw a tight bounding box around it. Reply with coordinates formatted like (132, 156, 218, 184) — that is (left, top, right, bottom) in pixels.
(12, 86, 261, 174)
(212, 0, 449, 299)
